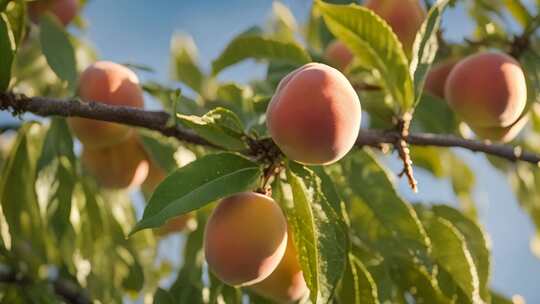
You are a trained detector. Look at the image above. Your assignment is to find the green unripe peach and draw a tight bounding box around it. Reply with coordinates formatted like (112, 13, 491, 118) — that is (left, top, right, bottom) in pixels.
(81, 135, 149, 189)
(68, 61, 144, 149)
(365, 0, 426, 53)
(29, 0, 79, 26)
(445, 52, 527, 129)
(424, 58, 458, 99)
(266, 63, 361, 165)
(204, 192, 288, 286)
(324, 40, 354, 71)
(250, 232, 308, 303)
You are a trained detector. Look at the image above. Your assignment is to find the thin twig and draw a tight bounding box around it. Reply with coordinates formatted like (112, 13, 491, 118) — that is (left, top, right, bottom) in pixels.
(1, 92, 539, 165)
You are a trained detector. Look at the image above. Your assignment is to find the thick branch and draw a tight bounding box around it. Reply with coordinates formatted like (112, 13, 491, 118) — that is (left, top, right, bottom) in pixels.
(1, 92, 539, 165)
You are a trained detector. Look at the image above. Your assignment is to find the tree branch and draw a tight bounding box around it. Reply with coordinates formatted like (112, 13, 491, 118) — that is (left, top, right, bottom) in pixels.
(1, 92, 539, 165)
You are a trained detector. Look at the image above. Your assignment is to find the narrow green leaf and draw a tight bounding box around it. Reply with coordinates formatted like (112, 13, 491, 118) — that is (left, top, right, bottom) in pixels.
(39, 13, 77, 89)
(338, 254, 379, 304)
(0, 0, 10, 11)
(285, 163, 347, 304)
(171, 33, 205, 93)
(0, 13, 15, 91)
(418, 209, 482, 303)
(317, 1, 414, 112)
(342, 149, 430, 249)
(177, 107, 247, 151)
(410, 0, 450, 106)
(212, 35, 311, 75)
(5, 0, 26, 49)
(154, 288, 174, 304)
(131, 153, 262, 234)
(490, 291, 513, 304)
(0, 123, 46, 260)
(503, 0, 532, 28)
(432, 205, 491, 302)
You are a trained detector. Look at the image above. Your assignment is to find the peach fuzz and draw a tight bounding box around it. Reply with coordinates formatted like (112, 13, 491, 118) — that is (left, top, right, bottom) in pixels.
(445, 52, 527, 129)
(81, 135, 149, 189)
(266, 63, 361, 165)
(250, 232, 308, 303)
(204, 192, 288, 286)
(365, 0, 426, 53)
(68, 61, 144, 149)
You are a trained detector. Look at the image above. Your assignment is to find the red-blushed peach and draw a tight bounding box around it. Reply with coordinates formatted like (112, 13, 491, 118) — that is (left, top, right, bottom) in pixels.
(68, 61, 144, 149)
(250, 232, 308, 303)
(324, 40, 354, 71)
(364, 0, 426, 53)
(81, 135, 149, 189)
(424, 58, 458, 99)
(204, 192, 288, 286)
(471, 114, 529, 143)
(445, 52, 527, 128)
(28, 0, 79, 26)
(266, 63, 361, 165)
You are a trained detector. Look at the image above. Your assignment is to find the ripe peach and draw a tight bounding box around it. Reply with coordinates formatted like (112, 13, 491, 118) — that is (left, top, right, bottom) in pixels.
(424, 58, 458, 99)
(324, 40, 354, 71)
(266, 63, 361, 165)
(365, 0, 426, 53)
(445, 52, 527, 129)
(81, 135, 149, 189)
(28, 0, 79, 26)
(250, 232, 307, 303)
(470, 114, 529, 143)
(68, 61, 144, 149)
(204, 192, 288, 286)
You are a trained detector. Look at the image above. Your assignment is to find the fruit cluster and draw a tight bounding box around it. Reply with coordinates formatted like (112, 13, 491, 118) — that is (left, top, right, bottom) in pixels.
(323, 0, 528, 143)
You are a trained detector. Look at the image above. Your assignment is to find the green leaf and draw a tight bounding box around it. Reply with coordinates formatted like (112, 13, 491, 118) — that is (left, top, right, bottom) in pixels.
(432, 205, 491, 302)
(0, 0, 9, 11)
(0, 13, 15, 91)
(284, 163, 347, 304)
(491, 291, 513, 304)
(342, 149, 430, 249)
(338, 254, 379, 304)
(131, 153, 262, 234)
(171, 33, 205, 93)
(0, 123, 46, 262)
(503, 0, 532, 28)
(154, 288, 174, 304)
(317, 1, 414, 112)
(269, 1, 298, 42)
(39, 13, 78, 89)
(418, 208, 482, 303)
(212, 35, 311, 75)
(410, 0, 450, 106)
(177, 107, 247, 151)
(4, 0, 26, 50)
(412, 93, 457, 134)
(169, 214, 206, 303)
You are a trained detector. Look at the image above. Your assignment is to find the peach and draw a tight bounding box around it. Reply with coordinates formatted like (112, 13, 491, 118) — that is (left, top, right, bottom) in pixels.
(324, 40, 354, 71)
(81, 135, 149, 189)
(445, 52, 527, 129)
(424, 58, 458, 99)
(266, 63, 361, 165)
(28, 0, 79, 26)
(250, 232, 308, 303)
(204, 192, 288, 286)
(470, 114, 529, 143)
(365, 0, 426, 53)
(68, 61, 144, 149)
